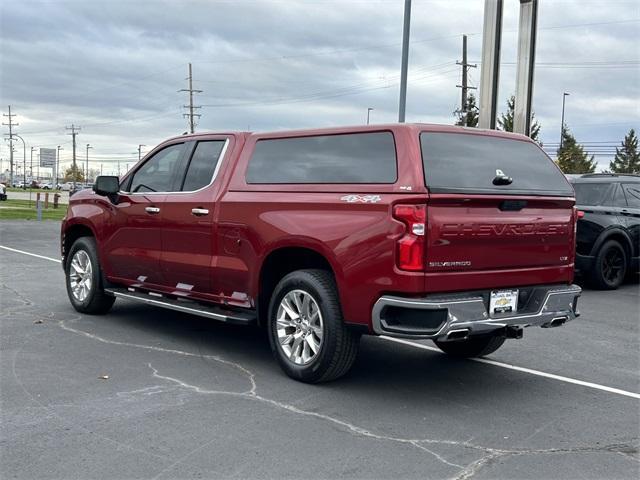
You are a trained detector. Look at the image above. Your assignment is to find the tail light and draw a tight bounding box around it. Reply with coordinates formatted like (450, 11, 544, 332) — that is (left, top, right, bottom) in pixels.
(577, 210, 585, 218)
(393, 204, 426, 271)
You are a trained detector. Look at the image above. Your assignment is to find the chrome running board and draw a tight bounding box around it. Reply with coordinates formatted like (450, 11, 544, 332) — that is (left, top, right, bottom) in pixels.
(106, 288, 256, 326)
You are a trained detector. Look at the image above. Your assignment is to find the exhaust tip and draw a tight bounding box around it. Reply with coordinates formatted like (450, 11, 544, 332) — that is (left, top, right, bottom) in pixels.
(542, 316, 568, 328)
(446, 328, 470, 341)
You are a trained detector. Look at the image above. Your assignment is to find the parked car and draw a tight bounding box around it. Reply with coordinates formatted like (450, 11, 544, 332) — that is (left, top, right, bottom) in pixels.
(0, 183, 7, 201)
(59, 182, 74, 192)
(570, 173, 640, 289)
(61, 124, 581, 382)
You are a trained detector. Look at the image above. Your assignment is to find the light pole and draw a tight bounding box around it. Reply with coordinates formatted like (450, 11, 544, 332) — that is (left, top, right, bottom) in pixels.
(56, 145, 63, 188)
(366, 108, 374, 125)
(137, 144, 146, 161)
(559, 92, 570, 151)
(30, 146, 36, 181)
(398, 0, 412, 123)
(11, 133, 26, 188)
(86, 144, 92, 183)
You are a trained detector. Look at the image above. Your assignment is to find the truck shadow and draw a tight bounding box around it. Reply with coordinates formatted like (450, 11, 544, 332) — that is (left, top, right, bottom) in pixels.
(101, 302, 538, 404)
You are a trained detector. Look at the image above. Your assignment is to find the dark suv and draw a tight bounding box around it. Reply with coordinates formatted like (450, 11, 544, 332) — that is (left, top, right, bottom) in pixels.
(570, 174, 640, 289)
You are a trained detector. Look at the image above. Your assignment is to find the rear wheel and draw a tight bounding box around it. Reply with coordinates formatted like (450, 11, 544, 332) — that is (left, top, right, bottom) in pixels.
(65, 237, 115, 314)
(589, 240, 627, 290)
(434, 334, 505, 358)
(268, 269, 359, 383)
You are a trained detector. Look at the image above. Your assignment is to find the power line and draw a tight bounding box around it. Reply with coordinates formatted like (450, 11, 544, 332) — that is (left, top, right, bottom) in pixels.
(200, 63, 459, 108)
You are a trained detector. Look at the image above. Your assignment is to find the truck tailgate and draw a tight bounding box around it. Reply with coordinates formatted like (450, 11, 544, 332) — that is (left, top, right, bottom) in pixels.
(426, 195, 574, 272)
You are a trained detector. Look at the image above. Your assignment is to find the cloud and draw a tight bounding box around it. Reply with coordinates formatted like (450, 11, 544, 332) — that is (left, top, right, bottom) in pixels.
(1, 0, 638, 175)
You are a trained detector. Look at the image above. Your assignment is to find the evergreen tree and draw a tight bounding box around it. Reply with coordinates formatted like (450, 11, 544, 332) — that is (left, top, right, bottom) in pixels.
(609, 128, 640, 174)
(556, 126, 597, 174)
(453, 93, 479, 127)
(497, 95, 541, 143)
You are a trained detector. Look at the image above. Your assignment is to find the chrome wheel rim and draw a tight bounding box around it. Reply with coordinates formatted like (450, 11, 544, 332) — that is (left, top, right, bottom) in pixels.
(69, 250, 93, 302)
(276, 289, 324, 365)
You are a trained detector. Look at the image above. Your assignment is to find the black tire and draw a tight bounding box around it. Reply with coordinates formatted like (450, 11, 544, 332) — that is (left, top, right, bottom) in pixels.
(588, 240, 628, 290)
(267, 269, 359, 383)
(65, 236, 115, 314)
(434, 334, 505, 358)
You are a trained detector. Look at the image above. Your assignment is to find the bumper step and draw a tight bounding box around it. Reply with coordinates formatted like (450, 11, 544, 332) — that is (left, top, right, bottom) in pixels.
(105, 288, 256, 326)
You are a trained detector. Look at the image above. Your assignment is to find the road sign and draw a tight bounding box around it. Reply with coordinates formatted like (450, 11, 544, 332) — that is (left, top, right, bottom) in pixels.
(40, 148, 56, 168)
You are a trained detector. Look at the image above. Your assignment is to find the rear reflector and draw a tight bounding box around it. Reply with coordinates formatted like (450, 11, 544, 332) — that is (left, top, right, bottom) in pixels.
(393, 204, 426, 271)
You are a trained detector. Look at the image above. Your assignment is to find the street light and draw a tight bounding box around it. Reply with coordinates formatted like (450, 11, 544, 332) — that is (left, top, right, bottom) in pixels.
(30, 146, 37, 181)
(366, 108, 374, 125)
(11, 133, 26, 188)
(56, 145, 64, 188)
(559, 92, 570, 151)
(86, 144, 93, 183)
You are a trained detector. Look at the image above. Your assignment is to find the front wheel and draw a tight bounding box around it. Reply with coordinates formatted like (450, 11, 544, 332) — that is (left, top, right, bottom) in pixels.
(268, 269, 359, 383)
(65, 236, 115, 314)
(434, 334, 505, 358)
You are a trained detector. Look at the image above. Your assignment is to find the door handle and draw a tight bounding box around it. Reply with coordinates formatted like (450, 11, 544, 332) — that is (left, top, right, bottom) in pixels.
(191, 208, 209, 216)
(145, 206, 160, 214)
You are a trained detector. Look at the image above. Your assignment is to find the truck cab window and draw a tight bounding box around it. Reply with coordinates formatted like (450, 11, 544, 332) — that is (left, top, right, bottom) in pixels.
(129, 144, 185, 193)
(181, 140, 226, 191)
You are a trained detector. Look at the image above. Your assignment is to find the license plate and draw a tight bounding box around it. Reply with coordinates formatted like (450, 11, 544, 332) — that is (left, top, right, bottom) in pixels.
(489, 289, 519, 316)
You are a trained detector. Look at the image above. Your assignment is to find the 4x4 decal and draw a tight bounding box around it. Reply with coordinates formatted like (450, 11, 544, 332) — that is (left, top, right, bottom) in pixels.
(340, 194, 382, 204)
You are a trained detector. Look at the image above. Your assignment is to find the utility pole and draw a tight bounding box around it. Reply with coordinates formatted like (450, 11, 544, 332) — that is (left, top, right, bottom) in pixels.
(180, 63, 202, 134)
(137, 144, 146, 161)
(456, 35, 477, 126)
(366, 108, 374, 125)
(66, 124, 81, 190)
(3, 105, 17, 186)
(86, 144, 92, 183)
(398, 0, 412, 123)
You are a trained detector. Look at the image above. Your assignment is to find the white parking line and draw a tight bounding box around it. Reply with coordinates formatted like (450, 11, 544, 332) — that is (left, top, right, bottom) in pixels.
(0, 245, 61, 263)
(381, 336, 640, 400)
(2, 243, 639, 400)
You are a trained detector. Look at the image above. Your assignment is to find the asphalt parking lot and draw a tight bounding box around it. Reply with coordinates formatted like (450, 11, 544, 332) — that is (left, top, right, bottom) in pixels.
(1, 220, 639, 480)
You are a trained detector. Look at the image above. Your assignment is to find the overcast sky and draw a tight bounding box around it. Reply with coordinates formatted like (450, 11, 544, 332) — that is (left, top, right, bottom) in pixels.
(1, 0, 638, 176)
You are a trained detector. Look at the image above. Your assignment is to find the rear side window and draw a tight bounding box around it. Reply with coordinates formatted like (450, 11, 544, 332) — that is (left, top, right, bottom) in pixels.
(420, 133, 574, 196)
(181, 140, 226, 191)
(606, 184, 628, 208)
(574, 183, 613, 206)
(246, 132, 397, 184)
(622, 183, 640, 208)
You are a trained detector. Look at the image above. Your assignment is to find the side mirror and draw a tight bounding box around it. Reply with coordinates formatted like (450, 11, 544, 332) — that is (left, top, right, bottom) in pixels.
(93, 176, 120, 196)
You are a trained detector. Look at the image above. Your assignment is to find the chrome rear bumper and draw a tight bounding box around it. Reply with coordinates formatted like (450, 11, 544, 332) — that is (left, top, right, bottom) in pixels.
(372, 284, 581, 340)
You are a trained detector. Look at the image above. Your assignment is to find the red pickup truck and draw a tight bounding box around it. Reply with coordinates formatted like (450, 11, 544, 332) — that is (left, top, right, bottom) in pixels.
(61, 124, 581, 382)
